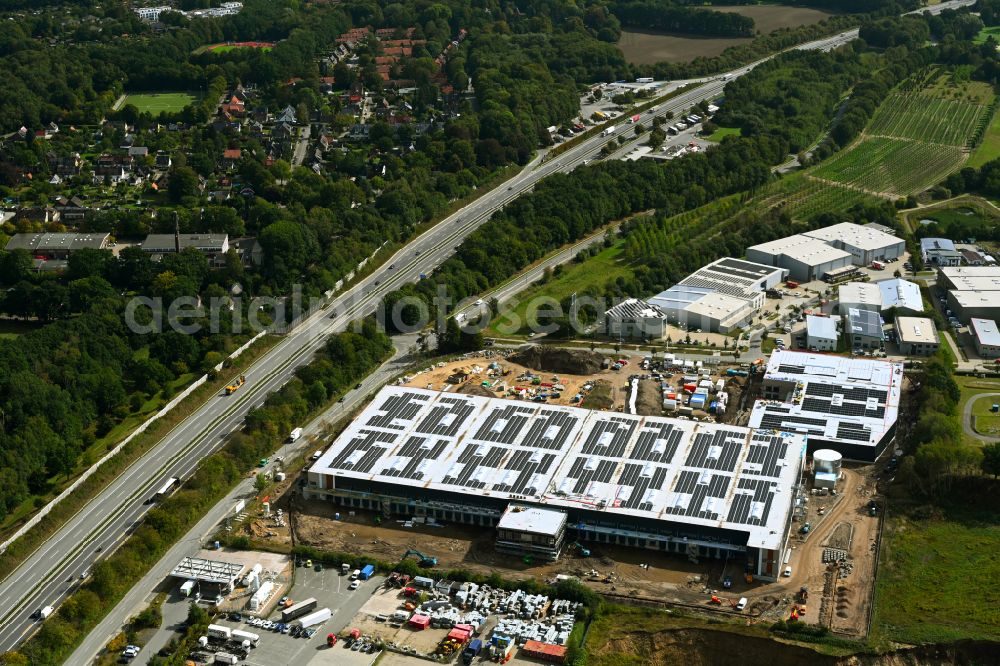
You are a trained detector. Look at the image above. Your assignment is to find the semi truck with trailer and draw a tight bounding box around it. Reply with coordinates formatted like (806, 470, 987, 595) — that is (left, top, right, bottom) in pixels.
(281, 598, 318, 623)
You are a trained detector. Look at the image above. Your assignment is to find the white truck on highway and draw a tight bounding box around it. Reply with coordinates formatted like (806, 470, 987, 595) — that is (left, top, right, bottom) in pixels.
(289, 427, 303, 442)
(601, 126, 616, 137)
(34, 606, 54, 621)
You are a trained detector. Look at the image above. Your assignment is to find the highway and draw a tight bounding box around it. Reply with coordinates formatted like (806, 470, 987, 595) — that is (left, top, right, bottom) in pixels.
(0, 0, 976, 656)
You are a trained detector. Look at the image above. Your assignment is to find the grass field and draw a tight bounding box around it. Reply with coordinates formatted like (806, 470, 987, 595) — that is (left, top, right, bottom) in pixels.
(968, 106, 1000, 167)
(973, 25, 1000, 44)
(971, 394, 1000, 437)
(123, 91, 201, 114)
(873, 504, 1000, 645)
(486, 240, 630, 336)
(808, 70, 994, 197)
(705, 126, 741, 142)
(211, 44, 273, 54)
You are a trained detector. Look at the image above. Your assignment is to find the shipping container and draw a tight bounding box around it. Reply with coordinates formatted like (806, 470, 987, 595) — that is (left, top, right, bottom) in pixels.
(463, 638, 484, 664)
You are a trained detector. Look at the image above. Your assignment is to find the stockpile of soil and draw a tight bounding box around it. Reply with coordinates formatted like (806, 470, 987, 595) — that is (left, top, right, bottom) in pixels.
(457, 383, 496, 398)
(510, 346, 605, 375)
(596, 630, 1000, 666)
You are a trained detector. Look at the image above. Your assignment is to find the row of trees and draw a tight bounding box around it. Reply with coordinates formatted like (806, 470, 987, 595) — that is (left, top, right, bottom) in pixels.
(611, 1, 754, 38)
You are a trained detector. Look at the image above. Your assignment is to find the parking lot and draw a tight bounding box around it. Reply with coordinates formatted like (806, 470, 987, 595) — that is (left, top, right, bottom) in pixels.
(206, 566, 384, 666)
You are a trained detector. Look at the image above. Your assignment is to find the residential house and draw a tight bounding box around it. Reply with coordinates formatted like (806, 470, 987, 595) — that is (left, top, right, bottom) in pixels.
(16, 207, 60, 225)
(128, 146, 149, 159)
(155, 151, 172, 169)
(47, 152, 82, 176)
(272, 122, 294, 141)
(54, 196, 89, 222)
(276, 105, 297, 124)
(222, 148, 242, 169)
(232, 237, 264, 266)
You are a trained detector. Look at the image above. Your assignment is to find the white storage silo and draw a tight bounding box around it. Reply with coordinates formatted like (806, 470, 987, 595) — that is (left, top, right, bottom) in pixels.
(813, 449, 842, 475)
(813, 449, 842, 490)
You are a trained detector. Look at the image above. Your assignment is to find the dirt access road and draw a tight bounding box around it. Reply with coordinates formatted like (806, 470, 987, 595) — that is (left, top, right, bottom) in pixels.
(780, 467, 879, 636)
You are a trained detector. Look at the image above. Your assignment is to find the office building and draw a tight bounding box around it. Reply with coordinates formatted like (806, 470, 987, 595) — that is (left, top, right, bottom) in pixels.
(970, 318, 1000, 358)
(894, 316, 939, 356)
(845, 308, 884, 351)
(806, 315, 838, 351)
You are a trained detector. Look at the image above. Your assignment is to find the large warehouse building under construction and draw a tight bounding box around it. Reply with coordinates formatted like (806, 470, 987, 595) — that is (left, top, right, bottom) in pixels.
(307, 386, 807, 580)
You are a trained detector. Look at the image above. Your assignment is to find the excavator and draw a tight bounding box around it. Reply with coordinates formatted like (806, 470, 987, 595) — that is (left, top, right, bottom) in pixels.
(402, 549, 437, 567)
(570, 542, 591, 558)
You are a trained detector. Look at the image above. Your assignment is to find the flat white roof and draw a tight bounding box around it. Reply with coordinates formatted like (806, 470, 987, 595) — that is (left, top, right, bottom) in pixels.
(838, 282, 881, 307)
(895, 316, 937, 345)
(971, 318, 1000, 347)
(497, 505, 567, 536)
(685, 291, 751, 320)
(803, 222, 903, 252)
(310, 386, 807, 551)
(876, 278, 922, 312)
(950, 290, 1000, 309)
(806, 315, 838, 340)
(747, 234, 852, 267)
(749, 350, 902, 452)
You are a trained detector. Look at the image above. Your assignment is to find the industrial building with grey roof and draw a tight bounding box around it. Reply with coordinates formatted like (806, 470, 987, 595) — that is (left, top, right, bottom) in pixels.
(307, 386, 807, 580)
(746, 222, 904, 282)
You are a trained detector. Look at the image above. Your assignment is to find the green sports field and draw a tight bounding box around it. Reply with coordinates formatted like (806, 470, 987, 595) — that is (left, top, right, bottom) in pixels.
(123, 91, 202, 114)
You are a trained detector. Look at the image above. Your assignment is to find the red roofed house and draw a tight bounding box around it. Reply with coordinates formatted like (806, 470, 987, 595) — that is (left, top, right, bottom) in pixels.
(222, 148, 242, 169)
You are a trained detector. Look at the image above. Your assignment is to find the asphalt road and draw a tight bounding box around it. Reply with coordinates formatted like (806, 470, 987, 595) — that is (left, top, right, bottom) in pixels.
(65, 336, 417, 665)
(0, 0, 976, 656)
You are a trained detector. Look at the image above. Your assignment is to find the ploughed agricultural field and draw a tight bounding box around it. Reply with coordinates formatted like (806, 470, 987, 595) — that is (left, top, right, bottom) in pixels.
(617, 5, 835, 64)
(122, 91, 202, 114)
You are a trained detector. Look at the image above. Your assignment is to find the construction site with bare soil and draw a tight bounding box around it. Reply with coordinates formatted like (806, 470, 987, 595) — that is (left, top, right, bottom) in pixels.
(220, 345, 898, 647)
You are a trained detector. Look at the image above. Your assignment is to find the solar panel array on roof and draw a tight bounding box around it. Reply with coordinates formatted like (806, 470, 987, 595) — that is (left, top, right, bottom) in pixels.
(745, 435, 788, 478)
(805, 383, 886, 402)
(367, 392, 426, 429)
(665, 470, 731, 520)
(494, 449, 558, 495)
(565, 456, 618, 494)
(416, 396, 475, 437)
(472, 404, 533, 444)
(630, 423, 685, 463)
(615, 464, 669, 511)
(330, 430, 398, 473)
(758, 412, 829, 433)
(684, 430, 744, 471)
(778, 364, 806, 374)
(441, 443, 507, 489)
(381, 436, 449, 480)
(581, 417, 636, 458)
(727, 478, 777, 526)
(836, 423, 872, 442)
(521, 410, 578, 450)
